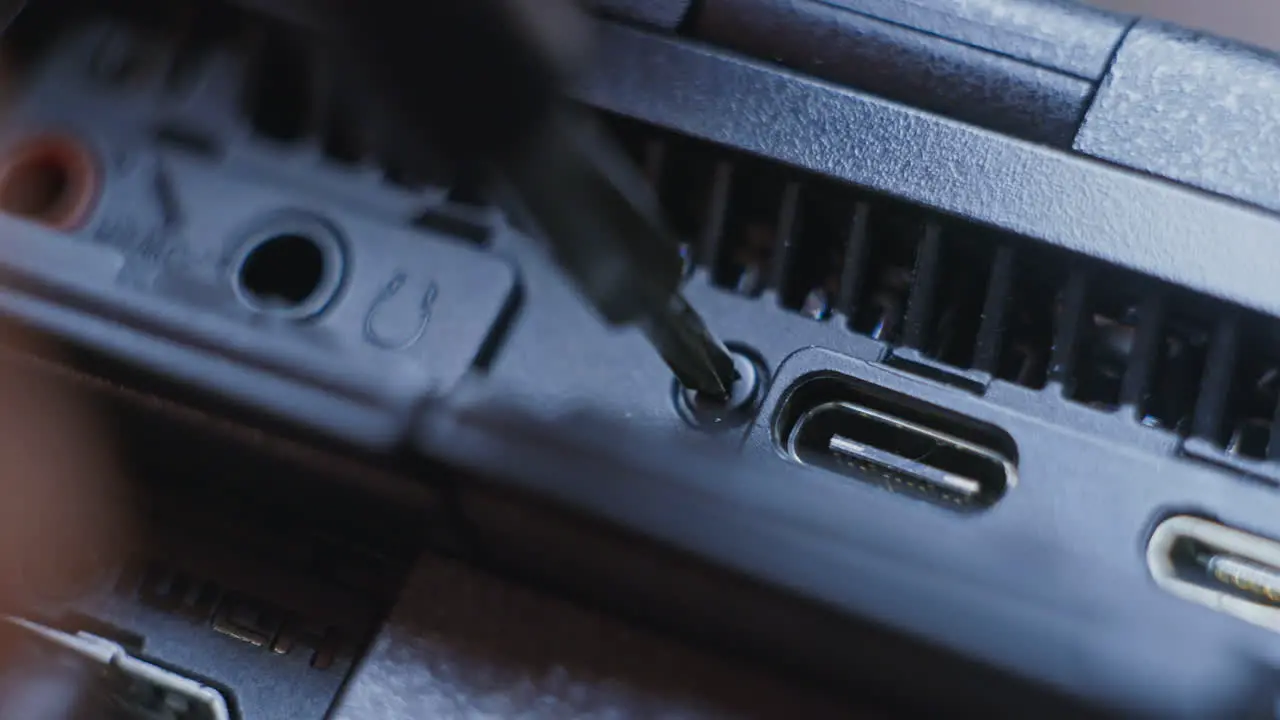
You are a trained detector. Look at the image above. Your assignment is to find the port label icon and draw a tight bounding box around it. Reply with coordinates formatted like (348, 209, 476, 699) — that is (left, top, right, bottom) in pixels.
(363, 271, 438, 351)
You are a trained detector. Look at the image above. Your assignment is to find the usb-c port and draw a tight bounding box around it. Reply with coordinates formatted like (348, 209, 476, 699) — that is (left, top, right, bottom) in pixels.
(775, 374, 1016, 511)
(1148, 516, 1280, 633)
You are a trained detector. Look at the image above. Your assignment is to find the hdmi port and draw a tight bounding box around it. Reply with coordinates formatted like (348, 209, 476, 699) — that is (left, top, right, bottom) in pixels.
(775, 375, 1017, 511)
(1148, 516, 1280, 634)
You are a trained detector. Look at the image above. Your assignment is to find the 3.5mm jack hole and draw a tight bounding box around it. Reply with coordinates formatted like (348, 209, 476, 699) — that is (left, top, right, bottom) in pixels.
(231, 216, 345, 320)
(241, 234, 323, 305)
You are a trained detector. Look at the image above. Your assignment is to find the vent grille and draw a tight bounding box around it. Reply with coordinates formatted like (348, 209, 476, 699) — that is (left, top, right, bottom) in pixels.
(11, 0, 449, 190)
(237, 14, 451, 189)
(236, 16, 445, 189)
(13, 2, 1280, 470)
(605, 114, 1280, 468)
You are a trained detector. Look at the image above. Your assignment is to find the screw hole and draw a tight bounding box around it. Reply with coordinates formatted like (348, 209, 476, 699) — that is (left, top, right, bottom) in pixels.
(674, 345, 767, 431)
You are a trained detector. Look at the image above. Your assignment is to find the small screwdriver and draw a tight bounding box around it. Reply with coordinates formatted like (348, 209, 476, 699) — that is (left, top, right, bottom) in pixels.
(324, 0, 741, 398)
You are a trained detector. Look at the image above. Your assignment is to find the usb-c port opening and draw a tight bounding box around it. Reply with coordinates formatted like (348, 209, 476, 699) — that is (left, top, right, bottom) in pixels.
(774, 374, 1017, 511)
(1148, 515, 1280, 633)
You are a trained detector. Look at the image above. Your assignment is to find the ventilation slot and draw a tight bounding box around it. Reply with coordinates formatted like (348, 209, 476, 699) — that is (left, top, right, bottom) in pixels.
(381, 155, 435, 190)
(651, 134, 722, 266)
(778, 183, 860, 321)
(1225, 347, 1280, 461)
(601, 111, 1280, 474)
(1061, 272, 1149, 411)
(244, 22, 315, 142)
(238, 17, 448, 188)
(1179, 316, 1280, 466)
(321, 101, 367, 166)
(1138, 308, 1209, 434)
(85, 25, 152, 86)
(163, 1, 247, 94)
(985, 246, 1059, 390)
(707, 160, 789, 296)
(600, 112, 1074, 390)
(4, 0, 232, 85)
(918, 227, 996, 370)
(844, 202, 919, 343)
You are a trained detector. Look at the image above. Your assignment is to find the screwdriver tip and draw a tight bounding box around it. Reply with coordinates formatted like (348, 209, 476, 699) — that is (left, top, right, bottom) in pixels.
(645, 294, 740, 399)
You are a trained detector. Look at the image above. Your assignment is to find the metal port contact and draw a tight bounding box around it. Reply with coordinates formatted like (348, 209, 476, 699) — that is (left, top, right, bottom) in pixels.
(230, 213, 346, 320)
(1148, 515, 1280, 634)
(774, 375, 1017, 510)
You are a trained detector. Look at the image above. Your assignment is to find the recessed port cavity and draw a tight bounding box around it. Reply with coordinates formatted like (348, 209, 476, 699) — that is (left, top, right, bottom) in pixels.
(775, 375, 1017, 510)
(0, 133, 99, 230)
(231, 214, 346, 319)
(1148, 516, 1280, 633)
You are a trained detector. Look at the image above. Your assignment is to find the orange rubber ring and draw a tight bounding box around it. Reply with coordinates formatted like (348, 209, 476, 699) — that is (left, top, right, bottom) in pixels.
(0, 133, 100, 231)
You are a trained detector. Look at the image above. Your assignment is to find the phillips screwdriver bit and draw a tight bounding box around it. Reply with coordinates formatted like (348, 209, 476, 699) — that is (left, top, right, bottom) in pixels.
(325, 0, 741, 398)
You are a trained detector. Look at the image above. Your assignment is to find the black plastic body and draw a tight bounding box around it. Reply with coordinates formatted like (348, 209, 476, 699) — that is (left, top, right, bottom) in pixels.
(416, 390, 1280, 719)
(591, 0, 694, 30)
(6, 0, 1280, 717)
(694, 0, 1121, 146)
(1076, 19, 1280, 214)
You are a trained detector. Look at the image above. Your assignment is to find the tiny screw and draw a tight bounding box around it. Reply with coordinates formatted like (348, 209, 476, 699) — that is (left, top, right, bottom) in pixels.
(674, 345, 766, 431)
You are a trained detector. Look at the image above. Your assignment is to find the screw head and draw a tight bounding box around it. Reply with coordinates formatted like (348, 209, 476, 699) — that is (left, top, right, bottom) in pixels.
(674, 345, 766, 430)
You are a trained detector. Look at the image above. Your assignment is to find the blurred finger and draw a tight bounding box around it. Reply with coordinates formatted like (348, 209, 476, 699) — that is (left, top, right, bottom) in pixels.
(0, 324, 127, 662)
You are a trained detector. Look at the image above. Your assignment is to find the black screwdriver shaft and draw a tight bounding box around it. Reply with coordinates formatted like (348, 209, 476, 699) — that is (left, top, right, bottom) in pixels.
(324, 0, 739, 398)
